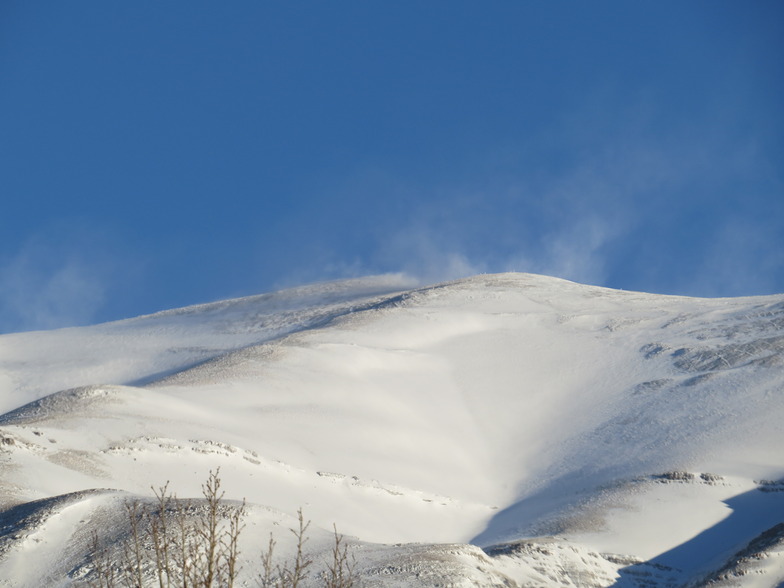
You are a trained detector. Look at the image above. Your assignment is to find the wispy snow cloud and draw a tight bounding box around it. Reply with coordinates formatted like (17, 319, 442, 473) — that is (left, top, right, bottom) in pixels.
(504, 215, 619, 286)
(379, 222, 486, 285)
(0, 226, 124, 332)
(263, 86, 781, 297)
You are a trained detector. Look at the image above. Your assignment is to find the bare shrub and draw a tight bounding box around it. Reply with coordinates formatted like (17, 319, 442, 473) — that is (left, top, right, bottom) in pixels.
(83, 469, 244, 588)
(257, 511, 359, 588)
(86, 530, 117, 588)
(324, 525, 357, 588)
(257, 508, 312, 588)
(82, 470, 358, 588)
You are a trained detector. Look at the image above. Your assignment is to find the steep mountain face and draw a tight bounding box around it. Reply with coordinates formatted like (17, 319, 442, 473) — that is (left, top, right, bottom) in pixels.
(0, 273, 782, 587)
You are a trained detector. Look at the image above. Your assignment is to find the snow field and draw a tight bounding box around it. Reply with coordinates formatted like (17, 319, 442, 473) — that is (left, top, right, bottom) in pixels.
(0, 273, 783, 586)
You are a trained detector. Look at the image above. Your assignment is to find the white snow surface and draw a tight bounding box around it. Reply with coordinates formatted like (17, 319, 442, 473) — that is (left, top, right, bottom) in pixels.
(1, 272, 783, 587)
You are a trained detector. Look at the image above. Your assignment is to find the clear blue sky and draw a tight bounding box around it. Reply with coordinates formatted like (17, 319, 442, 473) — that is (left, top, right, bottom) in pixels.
(1, 1, 782, 332)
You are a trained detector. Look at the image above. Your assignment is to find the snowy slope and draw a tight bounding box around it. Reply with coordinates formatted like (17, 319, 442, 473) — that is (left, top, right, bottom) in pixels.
(0, 273, 783, 587)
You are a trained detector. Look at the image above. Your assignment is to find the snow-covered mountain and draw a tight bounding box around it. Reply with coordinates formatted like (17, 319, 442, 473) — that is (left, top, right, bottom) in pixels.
(1, 273, 783, 587)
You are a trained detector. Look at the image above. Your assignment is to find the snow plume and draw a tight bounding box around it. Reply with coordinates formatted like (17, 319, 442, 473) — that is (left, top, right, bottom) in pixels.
(0, 227, 118, 332)
(505, 215, 618, 287)
(368, 152, 632, 288)
(380, 212, 618, 289)
(381, 221, 486, 286)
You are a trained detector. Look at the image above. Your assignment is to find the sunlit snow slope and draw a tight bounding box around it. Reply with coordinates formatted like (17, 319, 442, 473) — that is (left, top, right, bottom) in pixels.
(1, 273, 783, 587)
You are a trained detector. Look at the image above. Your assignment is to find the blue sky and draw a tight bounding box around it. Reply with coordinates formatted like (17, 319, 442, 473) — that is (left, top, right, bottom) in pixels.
(1, 1, 782, 332)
